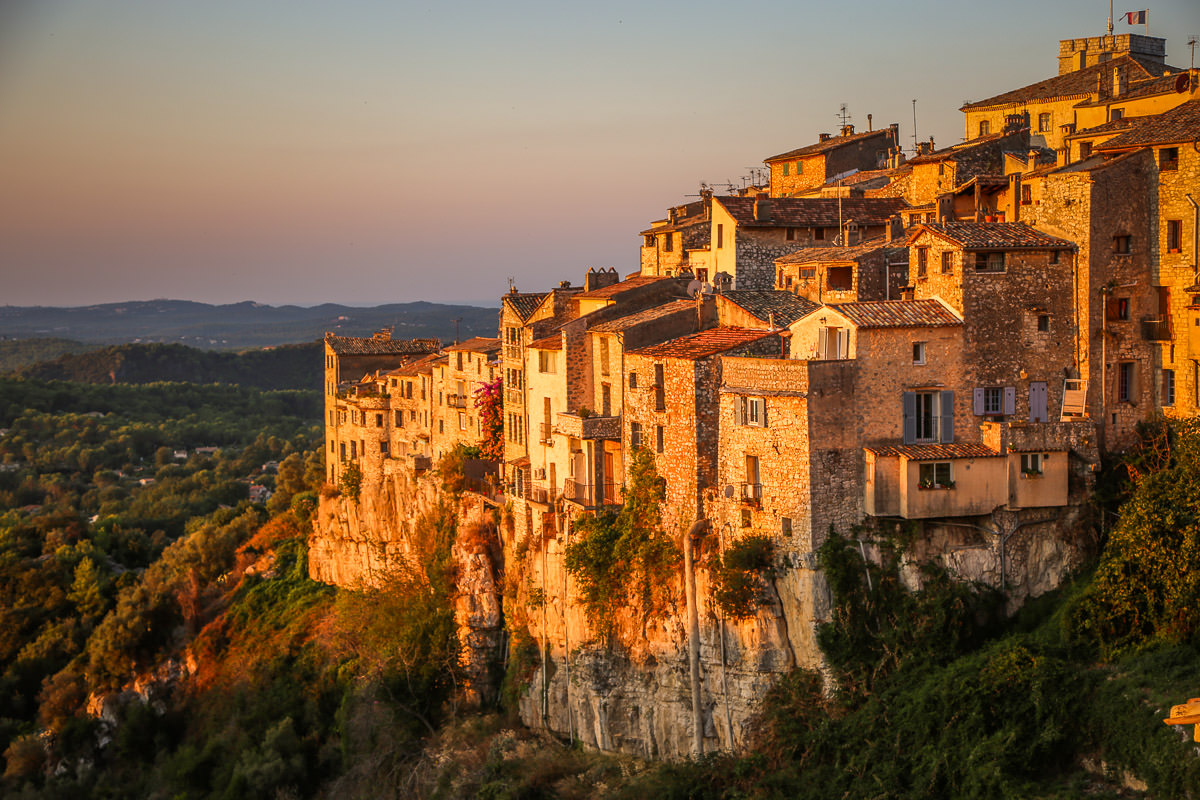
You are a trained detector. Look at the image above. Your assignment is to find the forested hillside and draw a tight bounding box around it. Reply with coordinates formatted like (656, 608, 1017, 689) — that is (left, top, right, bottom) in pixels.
(10, 342, 323, 391)
(1, 373, 1197, 798)
(0, 340, 98, 373)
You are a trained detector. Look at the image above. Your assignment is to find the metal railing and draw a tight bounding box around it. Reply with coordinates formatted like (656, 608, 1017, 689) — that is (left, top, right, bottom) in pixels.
(563, 479, 619, 508)
(740, 483, 763, 504)
(1140, 317, 1172, 341)
(447, 394, 468, 409)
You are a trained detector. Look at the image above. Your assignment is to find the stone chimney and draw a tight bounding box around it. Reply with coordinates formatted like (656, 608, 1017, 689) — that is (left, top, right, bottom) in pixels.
(1112, 65, 1124, 97)
(899, 286, 916, 302)
(753, 192, 772, 222)
(1027, 149, 1040, 171)
(885, 215, 904, 243)
(819, 133, 832, 142)
(584, 268, 620, 292)
(372, 328, 392, 341)
(841, 124, 855, 137)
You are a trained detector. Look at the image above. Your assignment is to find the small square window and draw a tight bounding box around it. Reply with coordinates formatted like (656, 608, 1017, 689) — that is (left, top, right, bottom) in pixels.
(1113, 235, 1131, 254)
(941, 251, 953, 274)
(781, 517, 792, 536)
(1020, 453, 1043, 475)
(656, 425, 665, 453)
(629, 371, 638, 389)
(1038, 112, 1052, 132)
(913, 342, 926, 365)
(975, 252, 1005, 272)
(1037, 314, 1050, 332)
(1160, 147, 1179, 171)
(918, 461, 952, 486)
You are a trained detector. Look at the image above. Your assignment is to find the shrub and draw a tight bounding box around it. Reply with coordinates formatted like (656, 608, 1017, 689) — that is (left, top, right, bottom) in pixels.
(709, 533, 775, 619)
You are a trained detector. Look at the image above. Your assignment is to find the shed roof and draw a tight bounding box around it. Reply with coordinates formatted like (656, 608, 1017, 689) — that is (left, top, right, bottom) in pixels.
(828, 299, 962, 329)
(588, 299, 696, 332)
(718, 291, 819, 326)
(627, 327, 778, 360)
(1095, 99, 1200, 150)
(864, 443, 1001, 459)
(575, 275, 671, 299)
(774, 238, 891, 265)
(444, 336, 501, 353)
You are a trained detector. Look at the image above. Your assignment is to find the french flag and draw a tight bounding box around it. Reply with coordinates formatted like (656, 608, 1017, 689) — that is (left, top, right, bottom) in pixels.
(1124, 9, 1147, 24)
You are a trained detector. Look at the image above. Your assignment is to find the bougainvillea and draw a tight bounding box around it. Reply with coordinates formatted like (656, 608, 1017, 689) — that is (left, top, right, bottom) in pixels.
(473, 376, 503, 461)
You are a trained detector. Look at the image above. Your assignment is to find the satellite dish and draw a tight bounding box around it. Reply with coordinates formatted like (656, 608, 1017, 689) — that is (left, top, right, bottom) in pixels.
(687, 279, 704, 296)
(1176, 73, 1190, 93)
(724, 485, 735, 498)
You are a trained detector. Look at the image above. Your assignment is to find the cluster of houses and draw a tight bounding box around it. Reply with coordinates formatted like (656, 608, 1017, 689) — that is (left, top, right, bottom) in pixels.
(323, 31, 1199, 602)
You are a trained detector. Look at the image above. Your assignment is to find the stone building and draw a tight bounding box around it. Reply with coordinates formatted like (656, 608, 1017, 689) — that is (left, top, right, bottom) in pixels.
(763, 124, 902, 197)
(640, 197, 712, 277)
(429, 337, 501, 460)
(773, 238, 909, 304)
(708, 195, 906, 290)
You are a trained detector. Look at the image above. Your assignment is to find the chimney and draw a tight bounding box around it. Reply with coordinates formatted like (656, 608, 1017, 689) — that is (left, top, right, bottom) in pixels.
(1027, 149, 1040, 171)
(819, 133, 832, 142)
(899, 286, 916, 302)
(841, 124, 855, 137)
(753, 192, 772, 222)
(1056, 147, 1067, 168)
(1113, 65, 1123, 96)
(885, 215, 903, 243)
(867, 114, 873, 132)
(1008, 173, 1022, 223)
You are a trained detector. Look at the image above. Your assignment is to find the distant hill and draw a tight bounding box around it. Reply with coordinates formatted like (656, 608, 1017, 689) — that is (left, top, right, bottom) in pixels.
(11, 341, 323, 391)
(0, 337, 100, 372)
(0, 299, 498, 350)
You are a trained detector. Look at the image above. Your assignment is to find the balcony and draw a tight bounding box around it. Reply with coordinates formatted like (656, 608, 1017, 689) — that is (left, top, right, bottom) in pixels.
(1140, 316, 1172, 342)
(740, 483, 763, 507)
(562, 479, 620, 509)
(555, 412, 621, 440)
(512, 480, 551, 505)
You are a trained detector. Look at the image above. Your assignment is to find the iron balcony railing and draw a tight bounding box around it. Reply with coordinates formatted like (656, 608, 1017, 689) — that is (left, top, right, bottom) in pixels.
(562, 479, 620, 508)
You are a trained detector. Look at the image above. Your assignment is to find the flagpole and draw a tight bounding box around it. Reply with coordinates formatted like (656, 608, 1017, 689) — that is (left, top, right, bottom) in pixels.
(1107, 0, 1113, 36)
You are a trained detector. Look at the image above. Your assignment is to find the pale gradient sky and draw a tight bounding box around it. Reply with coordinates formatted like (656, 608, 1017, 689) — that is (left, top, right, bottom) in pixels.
(1, 1, 1196, 307)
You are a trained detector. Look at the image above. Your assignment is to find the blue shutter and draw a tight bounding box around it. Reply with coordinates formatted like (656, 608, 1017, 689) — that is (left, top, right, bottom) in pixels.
(973, 388, 985, 415)
(1029, 382, 1048, 422)
(940, 390, 955, 443)
(902, 392, 917, 444)
(1004, 386, 1016, 416)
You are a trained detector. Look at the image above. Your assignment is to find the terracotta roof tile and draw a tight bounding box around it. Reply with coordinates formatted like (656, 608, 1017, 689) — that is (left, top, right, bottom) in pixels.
(960, 54, 1171, 110)
(1075, 71, 1194, 107)
(764, 128, 894, 162)
(502, 292, 549, 321)
(382, 353, 440, 377)
(906, 132, 1008, 165)
(864, 443, 1001, 459)
(719, 291, 820, 326)
(627, 326, 779, 360)
(325, 333, 441, 355)
(589, 300, 696, 332)
(716, 196, 906, 228)
(444, 336, 501, 353)
(908, 222, 1074, 250)
(529, 333, 563, 350)
(1096, 99, 1200, 150)
(829, 299, 961, 329)
(575, 275, 671, 299)
(774, 238, 891, 265)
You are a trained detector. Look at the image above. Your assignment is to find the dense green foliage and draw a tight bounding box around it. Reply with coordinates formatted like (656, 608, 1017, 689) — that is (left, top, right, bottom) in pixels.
(563, 449, 680, 645)
(0, 339, 99, 374)
(708, 533, 776, 619)
(11, 342, 323, 391)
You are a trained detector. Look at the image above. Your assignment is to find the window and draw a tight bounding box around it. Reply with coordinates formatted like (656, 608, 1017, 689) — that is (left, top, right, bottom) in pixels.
(644, 235, 654, 248)
(601, 383, 611, 416)
(1037, 314, 1050, 332)
(814, 227, 825, 241)
(1050, 250, 1060, 264)
(629, 371, 638, 389)
(781, 517, 792, 536)
(456, 352, 464, 371)
(695, 268, 708, 282)
(974, 252, 1005, 272)
(1168, 220, 1183, 253)
(1079, 141, 1093, 159)
(785, 227, 797, 241)
(631, 421, 643, 450)
(340, 442, 346, 461)
(716, 224, 724, 248)
(459, 412, 467, 430)
(1160, 147, 1179, 172)
(395, 410, 404, 427)
(799, 266, 816, 279)
(1113, 235, 1131, 254)
(916, 247, 928, 278)
(1020, 453, 1043, 475)
(656, 425, 665, 453)
(600, 337, 610, 375)
(350, 440, 357, 459)
(782, 162, 790, 176)
(1107, 296, 1130, 321)
(745, 454, 761, 499)
(827, 266, 852, 291)
(795, 160, 803, 174)
(941, 251, 953, 274)
(973, 386, 1015, 416)
(1021, 185, 1031, 205)
(663, 232, 673, 252)
(1163, 369, 1176, 406)
(938, 163, 945, 176)
(913, 342, 926, 365)
(979, 120, 990, 136)
(1118, 362, 1136, 402)
(734, 396, 768, 427)
(379, 440, 389, 454)
(654, 363, 665, 411)
(903, 390, 954, 444)
(538, 350, 557, 373)
(375, 413, 383, 428)
(1110, 107, 1124, 121)
(1038, 112, 1052, 132)
(918, 461, 952, 487)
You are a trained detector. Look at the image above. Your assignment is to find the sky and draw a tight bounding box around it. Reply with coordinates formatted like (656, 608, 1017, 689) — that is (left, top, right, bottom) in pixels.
(0, 1, 1197, 308)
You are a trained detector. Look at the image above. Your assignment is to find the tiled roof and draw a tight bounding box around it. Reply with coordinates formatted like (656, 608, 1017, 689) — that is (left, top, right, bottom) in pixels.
(1066, 116, 1141, 140)
(528, 333, 563, 350)
(774, 238, 890, 265)
(906, 133, 1007, 165)
(864, 443, 1001, 459)
(719, 291, 820, 326)
(1075, 70, 1194, 107)
(764, 128, 892, 162)
(503, 291, 548, 321)
(445, 336, 501, 353)
(908, 222, 1074, 250)
(325, 333, 441, 355)
(640, 215, 710, 236)
(382, 353, 440, 377)
(960, 54, 1170, 110)
(949, 175, 1010, 196)
(589, 299, 696, 333)
(575, 275, 671, 299)
(627, 326, 778, 360)
(716, 196, 906, 228)
(1096, 100, 1200, 150)
(829, 299, 961, 329)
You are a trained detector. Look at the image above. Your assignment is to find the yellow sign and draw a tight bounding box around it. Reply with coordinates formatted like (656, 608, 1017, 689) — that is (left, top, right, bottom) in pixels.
(1162, 698, 1200, 742)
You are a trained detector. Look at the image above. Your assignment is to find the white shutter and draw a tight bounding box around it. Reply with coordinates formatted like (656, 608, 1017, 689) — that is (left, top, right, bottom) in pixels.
(838, 328, 850, 359)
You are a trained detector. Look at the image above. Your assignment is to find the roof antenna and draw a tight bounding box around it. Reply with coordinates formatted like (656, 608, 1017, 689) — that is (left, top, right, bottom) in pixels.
(1189, 36, 1198, 69)
(911, 99, 918, 154)
(837, 103, 852, 130)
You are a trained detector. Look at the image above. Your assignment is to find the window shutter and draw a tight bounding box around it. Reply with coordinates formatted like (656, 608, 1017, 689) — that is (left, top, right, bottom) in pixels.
(973, 388, 985, 415)
(940, 390, 955, 443)
(734, 397, 743, 425)
(838, 329, 850, 359)
(902, 392, 917, 444)
(1004, 386, 1016, 415)
(760, 399, 768, 428)
(817, 327, 828, 359)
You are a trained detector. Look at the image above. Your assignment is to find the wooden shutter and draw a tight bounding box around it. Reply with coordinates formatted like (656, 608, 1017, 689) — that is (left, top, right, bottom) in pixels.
(817, 327, 829, 359)
(902, 392, 917, 444)
(760, 399, 768, 428)
(734, 396, 744, 425)
(940, 391, 955, 443)
(1029, 382, 1048, 422)
(1004, 386, 1016, 415)
(973, 387, 986, 415)
(838, 328, 850, 359)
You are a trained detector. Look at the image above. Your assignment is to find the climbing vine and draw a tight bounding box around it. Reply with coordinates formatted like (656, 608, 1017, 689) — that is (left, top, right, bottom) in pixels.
(473, 376, 503, 461)
(338, 461, 362, 503)
(709, 533, 776, 618)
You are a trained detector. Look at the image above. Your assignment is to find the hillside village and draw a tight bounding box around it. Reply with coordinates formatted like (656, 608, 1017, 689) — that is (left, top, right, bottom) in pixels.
(311, 32, 1200, 758)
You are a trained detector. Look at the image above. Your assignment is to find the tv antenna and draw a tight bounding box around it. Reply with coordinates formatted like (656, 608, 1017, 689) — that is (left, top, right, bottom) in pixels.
(452, 317, 462, 344)
(837, 103, 852, 129)
(1189, 36, 1198, 69)
(507, 276, 516, 292)
(912, 99, 918, 153)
